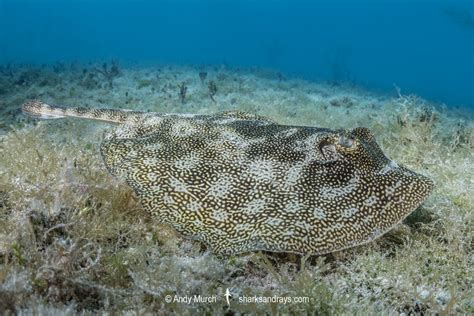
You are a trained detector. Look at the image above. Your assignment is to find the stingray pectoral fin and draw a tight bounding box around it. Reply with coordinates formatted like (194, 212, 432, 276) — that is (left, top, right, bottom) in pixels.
(100, 139, 136, 176)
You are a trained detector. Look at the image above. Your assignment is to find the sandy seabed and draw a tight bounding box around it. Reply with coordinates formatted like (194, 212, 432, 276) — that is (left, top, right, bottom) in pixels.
(0, 63, 472, 315)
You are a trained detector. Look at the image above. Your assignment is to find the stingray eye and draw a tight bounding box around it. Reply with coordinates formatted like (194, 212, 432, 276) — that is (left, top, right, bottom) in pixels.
(318, 138, 340, 161)
(338, 135, 356, 149)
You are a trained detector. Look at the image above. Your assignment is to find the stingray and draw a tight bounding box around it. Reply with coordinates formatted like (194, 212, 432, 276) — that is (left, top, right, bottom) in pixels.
(22, 100, 434, 255)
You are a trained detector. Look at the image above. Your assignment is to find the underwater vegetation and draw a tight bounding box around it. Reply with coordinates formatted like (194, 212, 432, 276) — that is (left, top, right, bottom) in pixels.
(0, 63, 473, 314)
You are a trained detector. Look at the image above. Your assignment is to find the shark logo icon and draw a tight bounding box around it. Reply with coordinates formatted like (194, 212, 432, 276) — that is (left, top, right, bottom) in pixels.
(224, 288, 231, 306)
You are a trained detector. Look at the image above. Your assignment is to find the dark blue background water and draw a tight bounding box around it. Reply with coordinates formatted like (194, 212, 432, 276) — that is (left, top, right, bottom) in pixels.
(0, 0, 473, 108)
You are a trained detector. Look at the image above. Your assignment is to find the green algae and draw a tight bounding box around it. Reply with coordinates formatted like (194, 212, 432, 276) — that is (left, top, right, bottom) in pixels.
(0, 64, 472, 314)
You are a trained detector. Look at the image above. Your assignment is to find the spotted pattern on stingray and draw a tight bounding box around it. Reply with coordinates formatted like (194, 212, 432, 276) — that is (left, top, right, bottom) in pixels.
(22, 100, 434, 255)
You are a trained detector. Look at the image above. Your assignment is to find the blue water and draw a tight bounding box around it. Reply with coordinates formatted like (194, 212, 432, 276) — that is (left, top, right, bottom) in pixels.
(0, 0, 473, 108)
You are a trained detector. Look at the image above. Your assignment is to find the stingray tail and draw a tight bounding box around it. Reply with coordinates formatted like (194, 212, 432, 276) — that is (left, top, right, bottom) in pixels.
(22, 100, 146, 124)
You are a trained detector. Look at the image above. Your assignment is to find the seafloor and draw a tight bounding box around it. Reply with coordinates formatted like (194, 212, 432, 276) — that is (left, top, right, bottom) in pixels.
(0, 63, 472, 315)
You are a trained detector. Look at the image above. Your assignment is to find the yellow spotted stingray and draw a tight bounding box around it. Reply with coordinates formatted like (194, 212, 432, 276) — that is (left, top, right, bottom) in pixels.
(22, 100, 434, 255)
